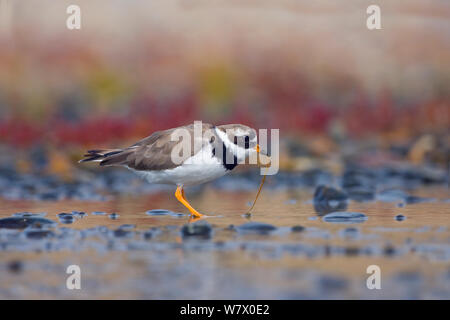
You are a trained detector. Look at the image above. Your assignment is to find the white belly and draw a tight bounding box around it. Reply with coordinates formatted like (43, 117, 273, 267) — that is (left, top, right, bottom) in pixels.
(129, 144, 228, 186)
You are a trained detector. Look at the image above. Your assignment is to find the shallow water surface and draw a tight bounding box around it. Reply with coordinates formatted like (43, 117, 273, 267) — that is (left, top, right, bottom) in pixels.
(0, 186, 449, 299)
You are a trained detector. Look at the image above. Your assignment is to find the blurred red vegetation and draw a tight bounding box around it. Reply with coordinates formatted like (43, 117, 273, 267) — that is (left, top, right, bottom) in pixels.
(1, 92, 447, 149)
(0, 1, 448, 151)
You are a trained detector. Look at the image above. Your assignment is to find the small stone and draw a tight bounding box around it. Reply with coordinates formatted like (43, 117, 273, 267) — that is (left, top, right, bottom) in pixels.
(146, 209, 171, 216)
(314, 185, 348, 202)
(181, 221, 213, 239)
(92, 211, 107, 216)
(0, 217, 57, 229)
(322, 212, 368, 224)
(109, 213, 120, 220)
(60, 217, 74, 224)
(384, 245, 396, 257)
(113, 229, 133, 238)
(7, 260, 23, 274)
(57, 213, 75, 224)
(314, 200, 347, 216)
(226, 224, 236, 231)
(72, 211, 86, 218)
(25, 230, 54, 240)
(344, 247, 360, 256)
(57, 213, 72, 218)
(395, 214, 406, 221)
(291, 225, 305, 233)
(313, 185, 348, 215)
(143, 231, 153, 240)
(236, 222, 277, 235)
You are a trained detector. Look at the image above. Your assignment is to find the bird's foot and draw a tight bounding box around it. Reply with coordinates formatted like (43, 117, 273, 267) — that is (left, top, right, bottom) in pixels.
(188, 209, 204, 219)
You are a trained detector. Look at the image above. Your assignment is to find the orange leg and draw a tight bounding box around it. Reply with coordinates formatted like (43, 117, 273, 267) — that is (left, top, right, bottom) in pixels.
(175, 186, 204, 218)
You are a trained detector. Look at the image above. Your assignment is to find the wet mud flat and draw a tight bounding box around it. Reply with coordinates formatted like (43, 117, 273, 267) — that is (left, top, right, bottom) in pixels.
(0, 166, 449, 299)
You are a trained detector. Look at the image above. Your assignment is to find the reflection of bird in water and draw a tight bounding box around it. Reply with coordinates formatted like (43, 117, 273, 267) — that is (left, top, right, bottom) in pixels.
(80, 123, 270, 219)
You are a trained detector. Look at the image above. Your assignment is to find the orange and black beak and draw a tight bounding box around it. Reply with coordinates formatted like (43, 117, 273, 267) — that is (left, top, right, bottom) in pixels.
(255, 144, 271, 167)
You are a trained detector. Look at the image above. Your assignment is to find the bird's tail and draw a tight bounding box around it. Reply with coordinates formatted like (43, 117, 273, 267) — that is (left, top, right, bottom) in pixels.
(79, 149, 123, 164)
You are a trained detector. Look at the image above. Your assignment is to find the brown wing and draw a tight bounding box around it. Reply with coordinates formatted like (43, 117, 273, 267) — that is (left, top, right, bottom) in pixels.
(99, 123, 215, 171)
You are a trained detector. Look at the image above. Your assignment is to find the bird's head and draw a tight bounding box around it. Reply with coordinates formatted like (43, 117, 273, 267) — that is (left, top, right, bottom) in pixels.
(214, 124, 270, 166)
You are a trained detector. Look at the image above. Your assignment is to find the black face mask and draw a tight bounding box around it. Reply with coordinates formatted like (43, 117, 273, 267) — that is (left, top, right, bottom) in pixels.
(234, 136, 250, 149)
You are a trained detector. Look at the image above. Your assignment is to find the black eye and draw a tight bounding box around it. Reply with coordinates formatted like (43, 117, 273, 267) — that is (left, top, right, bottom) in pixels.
(233, 136, 250, 148)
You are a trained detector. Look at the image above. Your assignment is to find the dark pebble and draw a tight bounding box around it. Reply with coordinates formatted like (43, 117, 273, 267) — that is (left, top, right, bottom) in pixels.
(57, 213, 72, 218)
(181, 221, 213, 239)
(113, 229, 133, 238)
(143, 231, 153, 240)
(314, 200, 348, 216)
(59, 217, 74, 224)
(383, 245, 396, 257)
(57, 213, 75, 224)
(0, 217, 57, 229)
(314, 185, 348, 202)
(236, 222, 277, 235)
(344, 247, 360, 256)
(322, 212, 368, 224)
(313, 185, 348, 215)
(146, 209, 171, 216)
(72, 211, 86, 218)
(291, 225, 305, 233)
(395, 214, 406, 221)
(7, 260, 24, 274)
(25, 230, 54, 240)
(109, 213, 120, 220)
